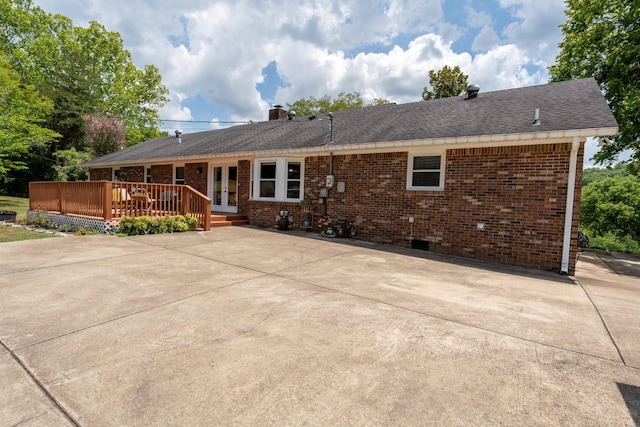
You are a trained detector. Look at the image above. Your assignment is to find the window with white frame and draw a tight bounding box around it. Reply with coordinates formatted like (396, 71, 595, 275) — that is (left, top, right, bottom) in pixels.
(286, 162, 302, 199)
(145, 167, 152, 183)
(174, 166, 185, 185)
(259, 162, 276, 198)
(407, 152, 445, 190)
(113, 169, 121, 181)
(253, 158, 304, 201)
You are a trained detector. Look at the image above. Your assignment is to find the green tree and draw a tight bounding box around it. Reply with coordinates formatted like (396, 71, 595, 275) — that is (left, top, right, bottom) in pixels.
(1, 2, 169, 150)
(582, 163, 629, 186)
(0, 53, 59, 187)
(581, 176, 640, 241)
(549, 0, 640, 171)
(422, 65, 469, 100)
(82, 114, 126, 157)
(52, 148, 90, 181)
(287, 92, 389, 116)
(0, 0, 169, 193)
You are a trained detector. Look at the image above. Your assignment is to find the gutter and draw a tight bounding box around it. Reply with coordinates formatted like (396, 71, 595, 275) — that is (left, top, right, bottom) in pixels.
(83, 127, 618, 168)
(561, 136, 581, 274)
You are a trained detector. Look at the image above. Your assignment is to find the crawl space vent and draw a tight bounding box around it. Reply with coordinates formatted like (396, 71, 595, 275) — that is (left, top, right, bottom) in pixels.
(411, 240, 430, 251)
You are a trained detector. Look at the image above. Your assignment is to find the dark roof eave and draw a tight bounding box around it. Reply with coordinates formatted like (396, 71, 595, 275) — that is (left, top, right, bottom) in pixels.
(82, 126, 618, 168)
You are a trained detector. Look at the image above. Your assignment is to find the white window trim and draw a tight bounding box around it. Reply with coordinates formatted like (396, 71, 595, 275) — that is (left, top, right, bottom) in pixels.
(406, 151, 445, 191)
(252, 157, 304, 201)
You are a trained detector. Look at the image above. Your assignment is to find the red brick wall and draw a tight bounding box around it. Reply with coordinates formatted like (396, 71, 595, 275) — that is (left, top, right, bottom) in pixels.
(89, 168, 112, 181)
(151, 164, 173, 184)
(185, 163, 207, 194)
(237, 160, 251, 216)
(119, 166, 144, 182)
(248, 142, 583, 273)
(248, 201, 312, 229)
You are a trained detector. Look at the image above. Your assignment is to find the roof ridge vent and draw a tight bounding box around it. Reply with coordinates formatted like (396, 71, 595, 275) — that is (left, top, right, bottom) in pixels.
(466, 84, 480, 99)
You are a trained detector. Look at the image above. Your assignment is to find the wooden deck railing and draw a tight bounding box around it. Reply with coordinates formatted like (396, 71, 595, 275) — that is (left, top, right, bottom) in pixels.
(29, 181, 212, 231)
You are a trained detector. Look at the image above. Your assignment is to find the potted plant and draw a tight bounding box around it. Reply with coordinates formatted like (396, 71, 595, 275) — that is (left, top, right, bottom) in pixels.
(348, 221, 357, 237)
(317, 215, 336, 237)
(299, 199, 312, 211)
(300, 199, 313, 227)
(0, 210, 17, 221)
(336, 216, 348, 237)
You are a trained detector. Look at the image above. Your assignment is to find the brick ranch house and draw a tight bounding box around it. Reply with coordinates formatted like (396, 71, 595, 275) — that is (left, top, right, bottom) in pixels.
(84, 78, 617, 274)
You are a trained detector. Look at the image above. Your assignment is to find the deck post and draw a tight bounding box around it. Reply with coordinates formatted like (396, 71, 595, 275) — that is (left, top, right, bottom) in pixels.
(180, 189, 188, 215)
(104, 181, 113, 220)
(57, 181, 64, 214)
(203, 198, 212, 231)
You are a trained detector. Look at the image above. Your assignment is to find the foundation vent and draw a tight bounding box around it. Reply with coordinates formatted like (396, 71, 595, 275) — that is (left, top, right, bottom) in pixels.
(411, 240, 430, 251)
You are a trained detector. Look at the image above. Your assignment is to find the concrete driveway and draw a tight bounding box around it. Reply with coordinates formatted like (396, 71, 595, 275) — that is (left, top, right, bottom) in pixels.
(0, 227, 638, 426)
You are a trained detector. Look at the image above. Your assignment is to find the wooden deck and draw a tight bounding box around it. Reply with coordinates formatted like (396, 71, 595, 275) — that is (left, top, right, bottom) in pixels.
(30, 181, 214, 231)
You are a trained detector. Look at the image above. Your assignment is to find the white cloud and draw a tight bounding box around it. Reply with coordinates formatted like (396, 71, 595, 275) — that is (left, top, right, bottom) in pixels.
(32, 0, 563, 125)
(472, 26, 501, 51)
(497, 0, 565, 70)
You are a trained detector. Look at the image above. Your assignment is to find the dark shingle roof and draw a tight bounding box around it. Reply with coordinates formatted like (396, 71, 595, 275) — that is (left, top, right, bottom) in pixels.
(85, 78, 617, 166)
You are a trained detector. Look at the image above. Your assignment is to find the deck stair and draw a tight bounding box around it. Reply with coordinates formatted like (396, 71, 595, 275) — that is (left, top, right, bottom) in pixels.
(210, 213, 249, 227)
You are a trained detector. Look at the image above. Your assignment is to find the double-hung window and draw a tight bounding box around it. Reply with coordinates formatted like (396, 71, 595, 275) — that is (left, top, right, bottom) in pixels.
(253, 158, 304, 201)
(259, 162, 277, 198)
(286, 162, 302, 199)
(407, 152, 445, 190)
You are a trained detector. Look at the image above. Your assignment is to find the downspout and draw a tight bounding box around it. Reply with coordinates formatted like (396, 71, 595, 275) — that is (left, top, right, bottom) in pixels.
(561, 137, 580, 274)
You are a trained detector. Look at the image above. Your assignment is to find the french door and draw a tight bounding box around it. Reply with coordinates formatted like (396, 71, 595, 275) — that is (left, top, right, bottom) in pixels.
(211, 163, 238, 213)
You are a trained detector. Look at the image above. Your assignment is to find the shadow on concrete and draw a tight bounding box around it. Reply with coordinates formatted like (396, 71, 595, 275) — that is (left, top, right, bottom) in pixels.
(598, 251, 640, 278)
(617, 383, 640, 426)
(284, 229, 576, 286)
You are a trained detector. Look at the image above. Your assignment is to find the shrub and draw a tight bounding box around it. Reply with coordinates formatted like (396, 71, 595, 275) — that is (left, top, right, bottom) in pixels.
(118, 216, 150, 235)
(580, 228, 640, 254)
(147, 217, 169, 234)
(29, 210, 53, 228)
(175, 215, 198, 231)
(118, 215, 198, 236)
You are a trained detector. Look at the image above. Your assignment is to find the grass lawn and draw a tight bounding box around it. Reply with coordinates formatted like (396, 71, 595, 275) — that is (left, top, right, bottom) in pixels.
(0, 225, 59, 243)
(0, 196, 60, 242)
(0, 195, 30, 221)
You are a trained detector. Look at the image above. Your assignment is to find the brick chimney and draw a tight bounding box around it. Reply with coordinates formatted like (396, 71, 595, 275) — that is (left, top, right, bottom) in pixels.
(269, 105, 288, 121)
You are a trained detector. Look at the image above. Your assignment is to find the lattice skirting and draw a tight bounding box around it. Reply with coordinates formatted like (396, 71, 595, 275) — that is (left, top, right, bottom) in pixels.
(27, 211, 119, 234)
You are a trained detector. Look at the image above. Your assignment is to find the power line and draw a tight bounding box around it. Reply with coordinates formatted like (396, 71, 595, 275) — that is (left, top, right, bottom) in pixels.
(158, 119, 251, 124)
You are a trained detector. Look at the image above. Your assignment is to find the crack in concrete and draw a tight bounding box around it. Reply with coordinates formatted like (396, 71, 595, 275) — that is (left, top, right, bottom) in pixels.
(1, 339, 81, 427)
(278, 272, 637, 370)
(574, 275, 627, 367)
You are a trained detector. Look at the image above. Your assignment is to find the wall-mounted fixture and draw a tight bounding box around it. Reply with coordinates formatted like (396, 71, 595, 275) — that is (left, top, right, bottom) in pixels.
(197, 167, 203, 174)
(319, 188, 329, 215)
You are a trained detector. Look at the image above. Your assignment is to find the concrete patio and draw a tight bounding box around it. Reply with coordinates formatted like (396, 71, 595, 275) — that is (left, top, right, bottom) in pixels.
(0, 227, 638, 426)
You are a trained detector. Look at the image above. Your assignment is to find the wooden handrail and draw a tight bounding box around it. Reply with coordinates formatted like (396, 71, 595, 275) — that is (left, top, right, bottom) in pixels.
(29, 181, 213, 231)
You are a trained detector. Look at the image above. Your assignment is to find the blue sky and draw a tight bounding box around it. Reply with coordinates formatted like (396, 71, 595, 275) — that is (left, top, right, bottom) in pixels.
(32, 0, 616, 167)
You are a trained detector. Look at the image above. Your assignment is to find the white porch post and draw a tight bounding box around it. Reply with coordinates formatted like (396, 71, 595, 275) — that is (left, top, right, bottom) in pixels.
(561, 136, 581, 274)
